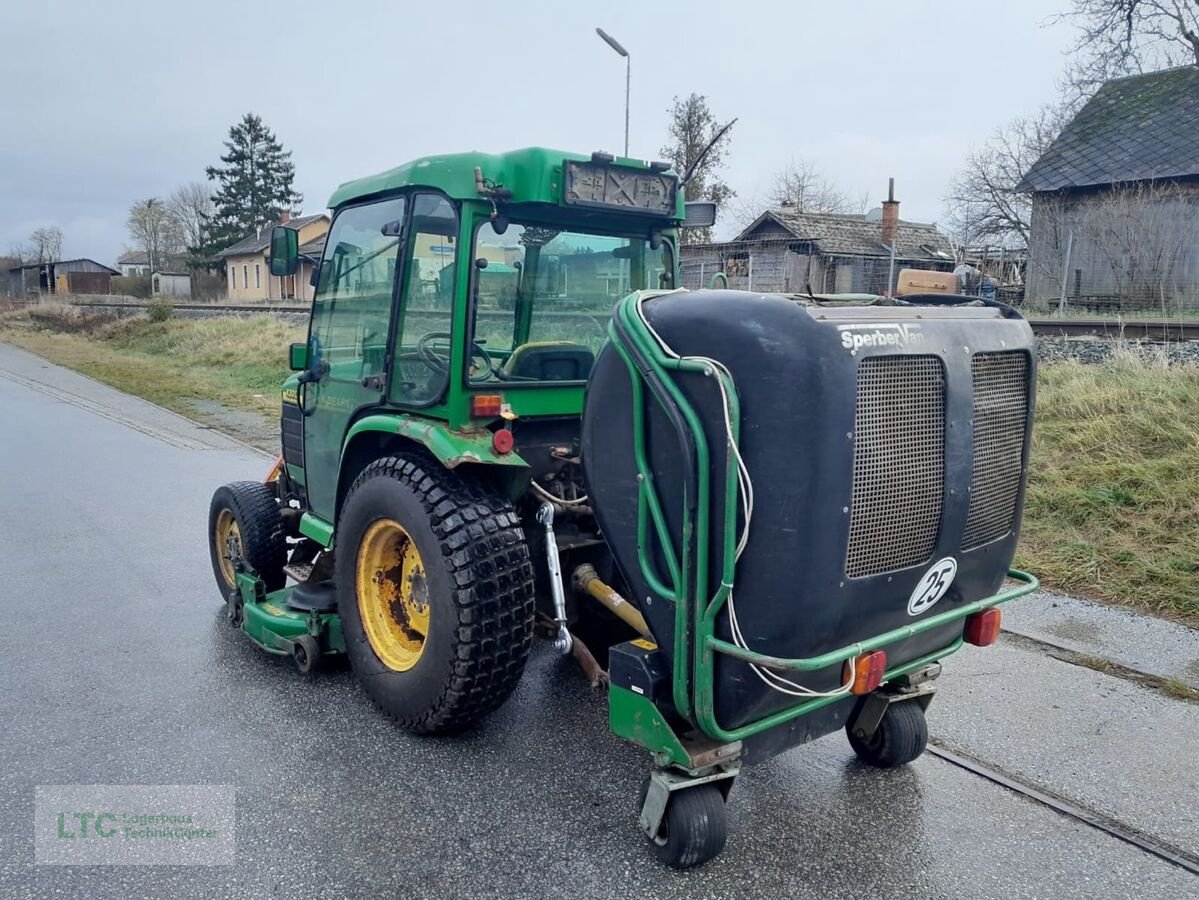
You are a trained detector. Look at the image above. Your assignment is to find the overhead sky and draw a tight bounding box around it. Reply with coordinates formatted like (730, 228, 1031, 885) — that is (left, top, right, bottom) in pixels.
(1, 1, 1077, 265)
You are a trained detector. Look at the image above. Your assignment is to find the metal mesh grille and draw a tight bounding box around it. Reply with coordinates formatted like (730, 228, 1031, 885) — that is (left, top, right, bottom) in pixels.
(846, 356, 946, 578)
(963, 352, 1029, 550)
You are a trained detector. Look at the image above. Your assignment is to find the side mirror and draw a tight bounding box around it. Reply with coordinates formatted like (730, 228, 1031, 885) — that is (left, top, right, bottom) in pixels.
(270, 225, 299, 276)
(682, 201, 717, 229)
(309, 261, 321, 288)
(288, 342, 309, 372)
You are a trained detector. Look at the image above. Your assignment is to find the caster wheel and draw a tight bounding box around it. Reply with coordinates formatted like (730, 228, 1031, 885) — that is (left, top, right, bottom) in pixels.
(848, 699, 928, 768)
(291, 635, 321, 675)
(226, 591, 244, 628)
(649, 784, 728, 869)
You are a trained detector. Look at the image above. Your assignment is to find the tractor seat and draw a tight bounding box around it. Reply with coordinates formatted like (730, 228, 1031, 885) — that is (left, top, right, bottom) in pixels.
(286, 580, 338, 612)
(503, 341, 595, 381)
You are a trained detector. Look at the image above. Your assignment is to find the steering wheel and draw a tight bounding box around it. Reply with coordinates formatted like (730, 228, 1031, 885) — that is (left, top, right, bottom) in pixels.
(416, 331, 495, 380)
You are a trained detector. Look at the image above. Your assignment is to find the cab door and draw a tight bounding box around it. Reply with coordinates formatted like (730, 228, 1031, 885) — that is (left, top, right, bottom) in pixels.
(302, 196, 408, 520)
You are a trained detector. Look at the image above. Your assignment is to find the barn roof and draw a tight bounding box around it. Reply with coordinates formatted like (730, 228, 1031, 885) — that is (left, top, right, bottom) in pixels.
(735, 210, 954, 260)
(7, 258, 119, 274)
(216, 214, 328, 258)
(1018, 66, 1199, 192)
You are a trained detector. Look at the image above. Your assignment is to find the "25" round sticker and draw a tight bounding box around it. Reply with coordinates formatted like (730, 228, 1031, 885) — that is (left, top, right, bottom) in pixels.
(908, 557, 958, 616)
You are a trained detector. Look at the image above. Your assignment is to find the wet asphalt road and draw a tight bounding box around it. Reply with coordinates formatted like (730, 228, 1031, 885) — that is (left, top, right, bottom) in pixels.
(1, 344, 1196, 899)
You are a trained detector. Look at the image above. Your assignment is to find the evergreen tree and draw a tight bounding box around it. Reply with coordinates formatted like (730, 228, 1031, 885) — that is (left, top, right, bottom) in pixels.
(203, 113, 302, 255)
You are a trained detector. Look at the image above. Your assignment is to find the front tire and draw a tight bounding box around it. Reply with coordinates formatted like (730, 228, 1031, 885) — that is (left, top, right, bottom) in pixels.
(336, 456, 535, 734)
(208, 481, 286, 597)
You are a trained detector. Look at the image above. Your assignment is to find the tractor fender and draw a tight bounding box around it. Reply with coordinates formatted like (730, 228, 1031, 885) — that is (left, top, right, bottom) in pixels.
(343, 414, 529, 470)
(329, 415, 531, 528)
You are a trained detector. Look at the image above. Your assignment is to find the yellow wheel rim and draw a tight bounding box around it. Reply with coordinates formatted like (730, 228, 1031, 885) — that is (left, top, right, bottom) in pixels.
(356, 518, 430, 672)
(215, 509, 243, 589)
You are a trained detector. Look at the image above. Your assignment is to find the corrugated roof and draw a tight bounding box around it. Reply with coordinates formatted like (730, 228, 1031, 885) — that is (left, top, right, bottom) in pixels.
(736, 210, 954, 260)
(7, 258, 119, 275)
(216, 214, 328, 258)
(1018, 66, 1199, 192)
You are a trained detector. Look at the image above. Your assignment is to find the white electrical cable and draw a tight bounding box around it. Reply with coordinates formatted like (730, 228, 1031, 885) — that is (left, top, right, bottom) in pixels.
(530, 479, 590, 506)
(633, 294, 855, 699)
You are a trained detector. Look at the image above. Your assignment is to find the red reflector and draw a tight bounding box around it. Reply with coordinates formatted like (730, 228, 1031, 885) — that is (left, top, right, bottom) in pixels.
(847, 650, 887, 695)
(492, 428, 514, 454)
(470, 394, 503, 418)
(964, 608, 1002, 646)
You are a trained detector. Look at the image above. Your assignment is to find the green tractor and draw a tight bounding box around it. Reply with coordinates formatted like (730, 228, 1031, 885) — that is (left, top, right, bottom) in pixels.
(209, 147, 1039, 868)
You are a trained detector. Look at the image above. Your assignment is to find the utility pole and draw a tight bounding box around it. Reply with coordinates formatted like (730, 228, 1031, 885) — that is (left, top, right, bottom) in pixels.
(596, 28, 630, 156)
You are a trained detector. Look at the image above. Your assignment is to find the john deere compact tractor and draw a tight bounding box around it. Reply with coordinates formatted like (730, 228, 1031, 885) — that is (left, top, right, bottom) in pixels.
(208, 147, 1038, 868)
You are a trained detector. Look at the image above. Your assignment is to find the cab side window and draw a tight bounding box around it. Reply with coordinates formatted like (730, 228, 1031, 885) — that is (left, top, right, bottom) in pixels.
(310, 197, 407, 381)
(391, 195, 459, 405)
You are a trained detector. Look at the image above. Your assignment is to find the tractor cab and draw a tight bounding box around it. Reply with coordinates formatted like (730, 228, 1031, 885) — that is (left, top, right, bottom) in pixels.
(269, 148, 693, 527)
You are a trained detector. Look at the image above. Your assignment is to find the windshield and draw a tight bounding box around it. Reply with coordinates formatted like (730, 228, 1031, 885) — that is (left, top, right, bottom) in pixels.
(467, 221, 674, 384)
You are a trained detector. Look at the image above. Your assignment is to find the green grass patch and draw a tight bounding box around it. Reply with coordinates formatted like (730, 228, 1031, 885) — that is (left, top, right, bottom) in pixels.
(3, 308, 1197, 624)
(0, 306, 302, 424)
(1016, 356, 1199, 624)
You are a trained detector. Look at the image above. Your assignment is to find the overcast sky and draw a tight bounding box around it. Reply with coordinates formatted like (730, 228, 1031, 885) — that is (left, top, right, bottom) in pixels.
(1, 1, 1077, 265)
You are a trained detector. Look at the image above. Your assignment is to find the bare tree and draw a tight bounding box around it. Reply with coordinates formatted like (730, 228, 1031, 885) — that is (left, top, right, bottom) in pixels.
(167, 182, 214, 255)
(127, 198, 183, 273)
(766, 158, 865, 214)
(660, 93, 735, 243)
(28, 227, 64, 262)
(1083, 180, 1195, 310)
(1056, 1, 1199, 101)
(943, 105, 1065, 248)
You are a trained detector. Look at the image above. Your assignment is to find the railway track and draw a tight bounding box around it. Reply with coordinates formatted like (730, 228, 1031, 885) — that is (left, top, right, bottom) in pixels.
(43, 301, 1199, 341)
(1026, 317, 1199, 341)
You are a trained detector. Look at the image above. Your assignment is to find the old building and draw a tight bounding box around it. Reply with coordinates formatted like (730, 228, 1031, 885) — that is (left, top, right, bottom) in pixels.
(216, 213, 329, 302)
(681, 193, 954, 295)
(1019, 66, 1199, 312)
(151, 271, 192, 298)
(117, 250, 190, 277)
(7, 258, 119, 296)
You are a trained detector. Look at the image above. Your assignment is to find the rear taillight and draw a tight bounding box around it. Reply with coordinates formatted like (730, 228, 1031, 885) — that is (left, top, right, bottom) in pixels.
(470, 393, 503, 418)
(964, 608, 1002, 646)
(847, 650, 887, 695)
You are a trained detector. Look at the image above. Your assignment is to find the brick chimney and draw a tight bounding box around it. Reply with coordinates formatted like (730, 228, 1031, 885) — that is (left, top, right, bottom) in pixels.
(279, 210, 291, 224)
(880, 178, 899, 246)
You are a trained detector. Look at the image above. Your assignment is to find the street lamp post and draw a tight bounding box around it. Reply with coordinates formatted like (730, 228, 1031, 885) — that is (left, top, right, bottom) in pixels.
(595, 27, 629, 157)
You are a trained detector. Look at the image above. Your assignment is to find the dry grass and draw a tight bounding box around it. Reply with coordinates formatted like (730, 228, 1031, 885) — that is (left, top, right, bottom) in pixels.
(0, 307, 303, 421)
(3, 308, 1197, 624)
(1016, 352, 1199, 624)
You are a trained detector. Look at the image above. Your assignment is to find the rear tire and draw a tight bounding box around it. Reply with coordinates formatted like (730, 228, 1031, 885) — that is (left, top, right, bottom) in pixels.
(847, 699, 928, 768)
(208, 481, 286, 597)
(652, 785, 728, 869)
(336, 455, 535, 734)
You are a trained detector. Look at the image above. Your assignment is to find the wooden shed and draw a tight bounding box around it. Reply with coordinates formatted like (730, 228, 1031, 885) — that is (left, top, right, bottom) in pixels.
(7, 259, 119, 297)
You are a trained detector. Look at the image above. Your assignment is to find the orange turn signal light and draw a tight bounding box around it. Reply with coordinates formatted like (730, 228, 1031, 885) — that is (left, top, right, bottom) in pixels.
(964, 608, 1002, 647)
(263, 454, 284, 484)
(470, 393, 503, 418)
(847, 649, 887, 695)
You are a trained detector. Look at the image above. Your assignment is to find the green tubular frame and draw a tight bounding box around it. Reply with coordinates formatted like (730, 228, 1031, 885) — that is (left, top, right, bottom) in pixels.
(608, 292, 1041, 743)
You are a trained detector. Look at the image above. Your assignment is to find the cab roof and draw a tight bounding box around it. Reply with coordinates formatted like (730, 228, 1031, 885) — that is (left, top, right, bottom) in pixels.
(327, 146, 681, 214)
